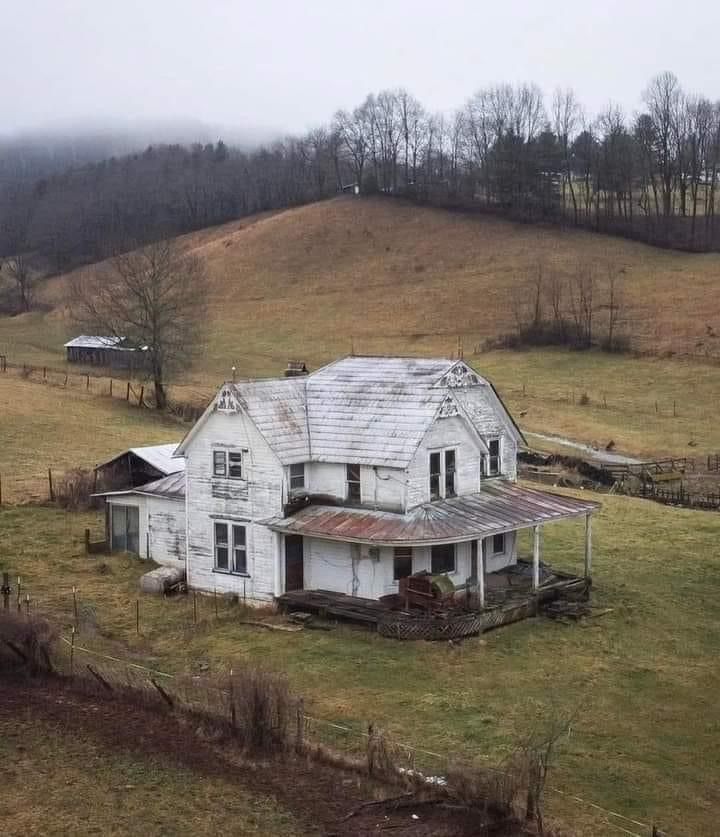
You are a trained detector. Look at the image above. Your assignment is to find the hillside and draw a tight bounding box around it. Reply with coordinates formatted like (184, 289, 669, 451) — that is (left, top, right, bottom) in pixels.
(3, 196, 720, 377)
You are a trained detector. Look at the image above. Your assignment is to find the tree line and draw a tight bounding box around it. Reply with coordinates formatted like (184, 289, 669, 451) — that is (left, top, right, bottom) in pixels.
(1, 70, 718, 293)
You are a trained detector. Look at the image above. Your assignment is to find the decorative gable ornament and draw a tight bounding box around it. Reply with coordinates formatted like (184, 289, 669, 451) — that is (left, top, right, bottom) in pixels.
(438, 362, 480, 389)
(437, 395, 459, 418)
(216, 385, 240, 413)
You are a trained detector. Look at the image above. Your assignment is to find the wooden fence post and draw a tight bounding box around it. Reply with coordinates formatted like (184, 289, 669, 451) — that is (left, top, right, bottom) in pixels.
(1, 572, 10, 610)
(63, 372, 68, 386)
(126, 381, 131, 401)
(48, 468, 55, 501)
(70, 626, 76, 677)
(16, 577, 21, 611)
(193, 591, 197, 625)
(109, 379, 113, 397)
(24, 593, 30, 617)
(138, 385, 144, 407)
(136, 599, 140, 634)
(73, 586, 79, 631)
(295, 697, 305, 752)
(229, 668, 236, 729)
(0, 472, 3, 506)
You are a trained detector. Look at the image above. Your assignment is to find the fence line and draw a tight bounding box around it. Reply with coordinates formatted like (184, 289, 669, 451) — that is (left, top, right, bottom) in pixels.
(50, 633, 657, 836)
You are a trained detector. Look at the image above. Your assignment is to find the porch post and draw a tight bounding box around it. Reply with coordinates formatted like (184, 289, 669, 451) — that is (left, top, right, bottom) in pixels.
(584, 514, 592, 578)
(478, 539, 485, 608)
(273, 531, 282, 597)
(532, 525, 541, 590)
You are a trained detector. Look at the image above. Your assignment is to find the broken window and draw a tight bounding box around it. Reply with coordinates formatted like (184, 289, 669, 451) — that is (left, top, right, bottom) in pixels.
(430, 449, 456, 500)
(346, 464, 361, 502)
(213, 450, 227, 477)
(393, 547, 413, 580)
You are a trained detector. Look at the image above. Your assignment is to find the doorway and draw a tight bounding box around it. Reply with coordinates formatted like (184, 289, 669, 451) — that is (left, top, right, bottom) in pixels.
(285, 535, 304, 591)
(110, 504, 140, 554)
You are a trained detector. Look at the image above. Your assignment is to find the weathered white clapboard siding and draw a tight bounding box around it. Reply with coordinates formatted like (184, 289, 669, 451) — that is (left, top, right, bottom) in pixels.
(303, 535, 516, 599)
(184, 409, 284, 600)
(406, 414, 484, 509)
(147, 498, 186, 566)
(304, 462, 404, 509)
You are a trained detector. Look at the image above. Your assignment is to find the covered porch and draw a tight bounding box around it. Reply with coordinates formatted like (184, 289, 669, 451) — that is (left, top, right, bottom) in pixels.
(266, 482, 600, 613)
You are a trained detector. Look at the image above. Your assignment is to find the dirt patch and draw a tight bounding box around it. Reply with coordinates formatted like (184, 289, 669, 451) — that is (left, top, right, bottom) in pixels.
(0, 678, 519, 836)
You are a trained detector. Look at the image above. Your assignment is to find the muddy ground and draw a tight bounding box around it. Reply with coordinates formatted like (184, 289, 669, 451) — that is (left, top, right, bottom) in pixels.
(0, 677, 528, 836)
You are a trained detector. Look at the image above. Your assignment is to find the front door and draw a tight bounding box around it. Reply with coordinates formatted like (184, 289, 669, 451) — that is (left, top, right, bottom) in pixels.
(285, 535, 304, 591)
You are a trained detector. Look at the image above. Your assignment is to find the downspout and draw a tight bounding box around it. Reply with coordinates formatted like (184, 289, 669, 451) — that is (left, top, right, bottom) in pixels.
(183, 462, 190, 587)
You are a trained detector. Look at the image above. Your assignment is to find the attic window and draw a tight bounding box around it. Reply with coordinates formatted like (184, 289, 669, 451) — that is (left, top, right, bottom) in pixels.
(213, 449, 245, 479)
(430, 449, 456, 500)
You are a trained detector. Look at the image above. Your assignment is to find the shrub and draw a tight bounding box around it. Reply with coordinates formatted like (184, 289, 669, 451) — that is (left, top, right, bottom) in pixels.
(55, 467, 97, 510)
(0, 611, 58, 674)
(579, 392, 590, 406)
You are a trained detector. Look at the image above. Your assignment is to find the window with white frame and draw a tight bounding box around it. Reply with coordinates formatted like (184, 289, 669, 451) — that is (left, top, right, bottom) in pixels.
(289, 463, 305, 491)
(212, 449, 245, 479)
(346, 463, 361, 502)
(483, 438, 501, 476)
(429, 448, 457, 500)
(214, 522, 248, 574)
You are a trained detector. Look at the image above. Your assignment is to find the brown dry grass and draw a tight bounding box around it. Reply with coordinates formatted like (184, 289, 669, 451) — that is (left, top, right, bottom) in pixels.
(3, 196, 720, 378)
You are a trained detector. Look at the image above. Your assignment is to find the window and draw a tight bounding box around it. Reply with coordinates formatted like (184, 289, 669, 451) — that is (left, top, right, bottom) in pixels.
(289, 463, 305, 491)
(429, 452, 441, 500)
(213, 450, 226, 477)
(232, 525, 247, 574)
(228, 451, 243, 479)
(444, 450, 456, 497)
(431, 543, 455, 574)
(347, 464, 361, 502)
(487, 439, 501, 476)
(393, 547, 413, 580)
(492, 533, 505, 554)
(212, 450, 245, 480)
(214, 522, 249, 574)
(214, 522, 229, 570)
(430, 448, 456, 500)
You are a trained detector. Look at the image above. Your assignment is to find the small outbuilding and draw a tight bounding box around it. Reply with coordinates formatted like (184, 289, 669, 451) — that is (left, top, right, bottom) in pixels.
(64, 335, 148, 369)
(93, 471, 186, 566)
(95, 443, 184, 491)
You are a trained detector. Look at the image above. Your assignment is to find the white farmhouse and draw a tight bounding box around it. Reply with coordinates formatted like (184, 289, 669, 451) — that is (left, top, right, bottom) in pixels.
(161, 356, 599, 604)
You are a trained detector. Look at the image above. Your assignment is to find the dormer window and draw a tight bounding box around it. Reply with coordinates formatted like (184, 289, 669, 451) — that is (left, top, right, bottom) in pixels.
(213, 449, 245, 479)
(430, 449, 456, 500)
(289, 463, 305, 491)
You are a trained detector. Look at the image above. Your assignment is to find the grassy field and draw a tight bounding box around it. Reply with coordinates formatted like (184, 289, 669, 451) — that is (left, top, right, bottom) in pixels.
(3, 196, 720, 376)
(0, 376, 184, 502)
(2, 493, 719, 835)
(0, 706, 304, 837)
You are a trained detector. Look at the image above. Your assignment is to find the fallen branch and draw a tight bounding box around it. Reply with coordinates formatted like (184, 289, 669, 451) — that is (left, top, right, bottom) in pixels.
(340, 792, 416, 822)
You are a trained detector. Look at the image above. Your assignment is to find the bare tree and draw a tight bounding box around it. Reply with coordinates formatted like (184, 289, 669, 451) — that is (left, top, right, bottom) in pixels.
(4, 254, 34, 312)
(71, 240, 207, 409)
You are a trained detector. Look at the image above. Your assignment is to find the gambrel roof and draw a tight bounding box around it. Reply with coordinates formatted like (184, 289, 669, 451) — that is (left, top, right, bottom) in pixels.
(176, 356, 524, 469)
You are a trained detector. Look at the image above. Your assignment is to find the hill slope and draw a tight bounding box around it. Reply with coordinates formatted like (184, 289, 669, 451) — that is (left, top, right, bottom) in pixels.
(3, 196, 720, 377)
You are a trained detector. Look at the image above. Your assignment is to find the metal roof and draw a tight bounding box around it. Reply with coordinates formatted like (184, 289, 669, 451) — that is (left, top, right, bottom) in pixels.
(179, 356, 524, 469)
(64, 335, 124, 349)
(263, 482, 599, 546)
(93, 470, 185, 501)
(97, 444, 185, 475)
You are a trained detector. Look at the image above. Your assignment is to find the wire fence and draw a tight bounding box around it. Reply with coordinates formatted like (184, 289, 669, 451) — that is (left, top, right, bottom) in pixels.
(0, 571, 666, 837)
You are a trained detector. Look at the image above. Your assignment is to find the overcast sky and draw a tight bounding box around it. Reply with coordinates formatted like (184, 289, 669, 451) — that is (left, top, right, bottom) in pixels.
(4, 0, 719, 139)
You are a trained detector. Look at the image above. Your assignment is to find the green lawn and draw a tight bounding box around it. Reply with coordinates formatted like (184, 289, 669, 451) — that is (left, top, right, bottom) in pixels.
(2, 494, 719, 836)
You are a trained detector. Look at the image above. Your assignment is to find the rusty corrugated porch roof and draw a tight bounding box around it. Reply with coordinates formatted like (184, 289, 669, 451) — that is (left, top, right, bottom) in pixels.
(262, 482, 599, 546)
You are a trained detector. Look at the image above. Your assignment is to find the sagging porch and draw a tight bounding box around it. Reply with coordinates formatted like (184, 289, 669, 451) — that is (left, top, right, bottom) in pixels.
(267, 482, 600, 637)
